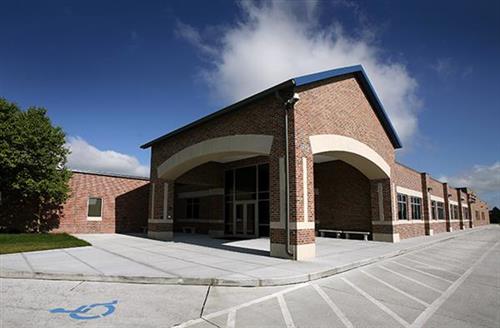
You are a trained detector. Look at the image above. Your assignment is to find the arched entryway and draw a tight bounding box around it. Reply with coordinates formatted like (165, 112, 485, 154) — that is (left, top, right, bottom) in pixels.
(310, 134, 391, 239)
(150, 134, 274, 241)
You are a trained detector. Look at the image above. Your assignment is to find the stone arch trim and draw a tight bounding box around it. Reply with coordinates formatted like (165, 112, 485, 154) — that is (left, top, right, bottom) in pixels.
(309, 134, 391, 179)
(157, 134, 274, 179)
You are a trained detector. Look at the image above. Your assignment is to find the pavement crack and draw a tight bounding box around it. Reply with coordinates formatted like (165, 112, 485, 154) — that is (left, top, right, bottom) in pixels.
(69, 280, 85, 291)
(200, 285, 212, 318)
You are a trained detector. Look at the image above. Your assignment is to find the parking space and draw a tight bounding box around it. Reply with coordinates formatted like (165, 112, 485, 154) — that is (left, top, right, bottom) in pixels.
(1, 226, 499, 327)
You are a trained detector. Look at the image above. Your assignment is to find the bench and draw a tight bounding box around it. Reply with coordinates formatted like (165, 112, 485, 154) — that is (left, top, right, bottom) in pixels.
(318, 229, 343, 238)
(344, 230, 370, 241)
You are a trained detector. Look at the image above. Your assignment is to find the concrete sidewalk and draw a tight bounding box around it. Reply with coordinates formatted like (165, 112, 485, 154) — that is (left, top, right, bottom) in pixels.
(0, 226, 494, 286)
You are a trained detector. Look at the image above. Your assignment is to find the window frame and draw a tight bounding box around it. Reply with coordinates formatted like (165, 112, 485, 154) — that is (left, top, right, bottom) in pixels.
(410, 196, 422, 220)
(186, 198, 200, 219)
(397, 193, 408, 220)
(87, 197, 103, 221)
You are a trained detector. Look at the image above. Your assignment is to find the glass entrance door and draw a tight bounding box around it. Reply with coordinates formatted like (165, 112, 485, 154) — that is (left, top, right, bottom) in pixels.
(234, 202, 257, 237)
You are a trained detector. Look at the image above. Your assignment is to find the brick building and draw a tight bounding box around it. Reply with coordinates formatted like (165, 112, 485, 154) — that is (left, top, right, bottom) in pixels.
(136, 65, 490, 260)
(54, 171, 149, 234)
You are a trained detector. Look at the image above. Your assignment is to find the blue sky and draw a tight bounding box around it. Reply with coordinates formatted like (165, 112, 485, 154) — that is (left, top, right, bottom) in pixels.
(1, 0, 499, 206)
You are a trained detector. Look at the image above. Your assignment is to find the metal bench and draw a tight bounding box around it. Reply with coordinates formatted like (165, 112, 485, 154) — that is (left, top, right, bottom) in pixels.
(318, 229, 343, 238)
(344, 230, 370, 241)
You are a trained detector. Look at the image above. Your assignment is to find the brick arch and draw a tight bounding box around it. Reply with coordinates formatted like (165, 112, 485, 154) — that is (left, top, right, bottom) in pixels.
(309, 134, 391, 179)
(157, 134, 274, 179)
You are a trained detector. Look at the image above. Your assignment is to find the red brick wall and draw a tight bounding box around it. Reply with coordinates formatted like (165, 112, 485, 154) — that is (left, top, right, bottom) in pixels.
(314, 160, 372, 232)
(471, 198, 490, 226)
(55, 172, 149, 233)
(396, 223, 426, 239)
(394, 163, 422, 191)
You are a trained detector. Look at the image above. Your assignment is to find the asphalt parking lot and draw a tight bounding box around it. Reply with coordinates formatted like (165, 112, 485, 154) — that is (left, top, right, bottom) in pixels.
(1, 226, 499, 327)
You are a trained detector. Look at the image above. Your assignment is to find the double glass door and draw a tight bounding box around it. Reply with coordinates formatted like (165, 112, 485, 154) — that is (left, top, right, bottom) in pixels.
(234, 201, 257, 237)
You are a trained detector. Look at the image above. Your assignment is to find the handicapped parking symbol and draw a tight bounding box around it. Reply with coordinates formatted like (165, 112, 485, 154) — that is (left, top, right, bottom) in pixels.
(49, 300, 118, 320)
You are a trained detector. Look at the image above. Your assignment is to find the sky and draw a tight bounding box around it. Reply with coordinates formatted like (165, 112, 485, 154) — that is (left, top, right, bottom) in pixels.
(1, 0, 499, 206)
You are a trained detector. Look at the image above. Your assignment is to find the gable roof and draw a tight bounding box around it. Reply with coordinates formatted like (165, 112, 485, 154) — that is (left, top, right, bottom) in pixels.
(141, 65, 402, 149)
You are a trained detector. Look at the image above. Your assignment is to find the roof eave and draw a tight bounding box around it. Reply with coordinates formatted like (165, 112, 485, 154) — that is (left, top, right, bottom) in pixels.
(140, 79, 295, 149)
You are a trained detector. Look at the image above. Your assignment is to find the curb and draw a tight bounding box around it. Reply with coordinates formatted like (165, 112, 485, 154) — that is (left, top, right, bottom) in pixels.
(0, 226, 490, 287)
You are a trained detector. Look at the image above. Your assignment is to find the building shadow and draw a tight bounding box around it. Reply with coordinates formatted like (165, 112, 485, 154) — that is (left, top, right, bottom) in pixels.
(115, 184, 149, 233)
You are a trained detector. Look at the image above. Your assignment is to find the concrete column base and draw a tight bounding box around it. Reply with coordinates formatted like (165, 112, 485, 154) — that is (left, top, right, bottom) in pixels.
(270, 243, 316, 260)
(148, 231, 173, 241)
(209, 230, 225, 238)
(372, 232, 400, 243)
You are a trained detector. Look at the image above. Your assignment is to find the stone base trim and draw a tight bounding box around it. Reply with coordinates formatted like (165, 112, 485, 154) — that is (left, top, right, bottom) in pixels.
(372, 233, 400, 242)
(148, 231, 173, 240)
(208, 230, 225, 238)
(270, 243, 316, 260)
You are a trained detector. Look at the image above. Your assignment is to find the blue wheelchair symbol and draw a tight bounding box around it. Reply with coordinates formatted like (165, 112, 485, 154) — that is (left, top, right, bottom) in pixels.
(50, 300, 118, 320)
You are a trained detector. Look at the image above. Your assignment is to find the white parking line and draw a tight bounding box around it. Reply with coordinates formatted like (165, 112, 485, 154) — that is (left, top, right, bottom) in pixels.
(389, 261, 454, 283)
(360, 270, 430, 307)
(174, 283, 309, 327)
(226, 310, 236, 328)
(378, 265, 444, 293)
(342, 277, 410, 328)
(398, 257, 461, 276)
(312, 284, 353, 328)
(277, 294, 296, 328)
(412, 253, 470, 267)
(410, 241, 500, 328)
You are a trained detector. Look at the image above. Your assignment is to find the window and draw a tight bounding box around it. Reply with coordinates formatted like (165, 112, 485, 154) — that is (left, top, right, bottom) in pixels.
(431, 201, 437, 220)
(87, 197, 102, 219)
(436, 202, 445, 220)
(451, 205, 459, 220)
(463, 208, 469, 220)
(475, 210, 480, 220)
(186, 198, 200, 219)
(481, 212, 485, 220)
(410, 197, 422, 220)
(397, 193, 408, 220)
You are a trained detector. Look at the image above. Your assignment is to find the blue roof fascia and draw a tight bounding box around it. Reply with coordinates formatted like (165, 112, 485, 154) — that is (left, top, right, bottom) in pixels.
(292, 65, 403, 149)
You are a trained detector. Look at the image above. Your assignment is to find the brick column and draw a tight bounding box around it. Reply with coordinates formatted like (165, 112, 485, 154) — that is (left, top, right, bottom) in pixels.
(421, 173, 432, 235)
(269, 106, 315, 260)
(147, 178, 174, 240)
(443, 183, 452, 232)
(457, 190, 465, 230)
(371, 179, 398, 242)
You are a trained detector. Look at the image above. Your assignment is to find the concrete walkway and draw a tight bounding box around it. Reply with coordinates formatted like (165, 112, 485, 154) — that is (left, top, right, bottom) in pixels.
(0, 226, 493, 286)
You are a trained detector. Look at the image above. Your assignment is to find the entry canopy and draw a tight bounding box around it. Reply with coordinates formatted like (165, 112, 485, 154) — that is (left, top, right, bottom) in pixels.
(157, 135, 274, 179)
(310, 134, 391, 179)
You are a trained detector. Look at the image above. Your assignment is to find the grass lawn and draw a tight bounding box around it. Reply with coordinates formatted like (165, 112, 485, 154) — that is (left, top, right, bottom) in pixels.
(0, 233, 91, 254)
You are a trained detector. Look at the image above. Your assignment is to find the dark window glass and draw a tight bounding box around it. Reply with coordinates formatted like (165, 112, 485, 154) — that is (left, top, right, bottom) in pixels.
(258, 201, 270, 236)
(235, 166, 256, 200)
(437, 202, 445, 220)
(88, 197, 102, 217)
(258, 164, 269, 193)
(431, 201, 437, 220)
(186, 198, 200, 219)
(225, 202, 233, 234)
(397, 194, 408, 220)
(410, 197, 422, 220)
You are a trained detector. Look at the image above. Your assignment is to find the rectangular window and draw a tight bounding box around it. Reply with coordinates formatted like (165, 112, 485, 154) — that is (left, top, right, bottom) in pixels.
(437, 202, 445, 220)
(186, 198, 200, 219)
(475, 210, 480, 220)
(431, 201, 437, 220)
(463, 208, 469, 220)
(87, 197, 102, 219)
(397, 193, 408, 220)
(451, 205, 458, 220)
(410, 197, 422, 220)
(481, 212, 485, 220)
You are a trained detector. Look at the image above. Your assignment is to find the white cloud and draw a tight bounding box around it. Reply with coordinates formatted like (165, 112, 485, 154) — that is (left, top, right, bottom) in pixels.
(440, 162, 500, 207)
(175, 1, 420, 143)
(65, 137, 149, 177)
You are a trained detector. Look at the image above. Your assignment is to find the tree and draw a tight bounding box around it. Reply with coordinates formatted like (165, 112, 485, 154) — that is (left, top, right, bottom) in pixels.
(0, 98, 71, 232)
(490, 207, 500, 224)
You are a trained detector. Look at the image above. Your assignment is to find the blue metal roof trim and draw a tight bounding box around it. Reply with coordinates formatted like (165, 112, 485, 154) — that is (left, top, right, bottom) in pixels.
(292, 65, 403, 149)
